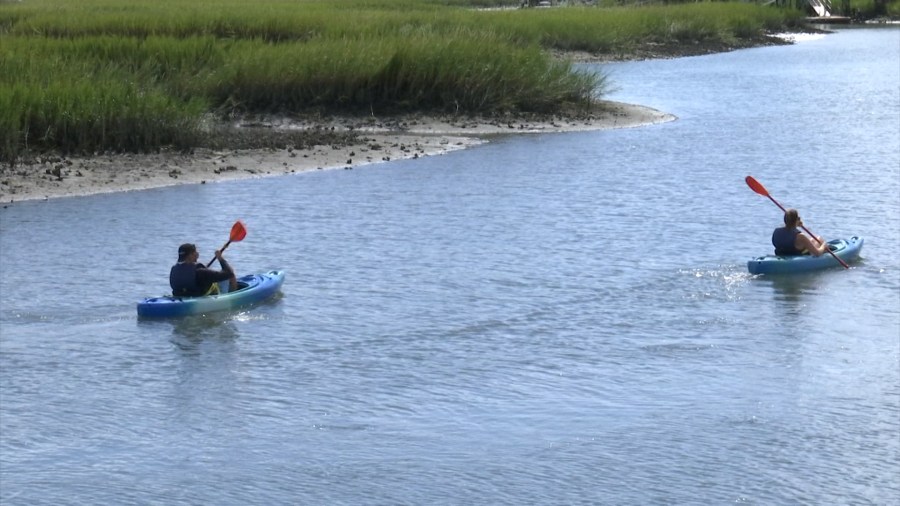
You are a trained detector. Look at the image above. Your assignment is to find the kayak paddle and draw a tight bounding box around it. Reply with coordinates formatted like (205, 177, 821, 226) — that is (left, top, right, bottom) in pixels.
(206, 220, 247, 267)
(744, 176, 848, 269)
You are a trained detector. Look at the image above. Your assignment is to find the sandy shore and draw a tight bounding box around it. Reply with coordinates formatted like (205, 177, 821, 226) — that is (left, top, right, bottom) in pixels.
(0, 101, 673, 204)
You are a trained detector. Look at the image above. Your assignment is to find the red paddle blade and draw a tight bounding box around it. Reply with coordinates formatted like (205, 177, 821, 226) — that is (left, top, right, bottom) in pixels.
(230, 220, 247, 242)
(745, 176, 769, 197)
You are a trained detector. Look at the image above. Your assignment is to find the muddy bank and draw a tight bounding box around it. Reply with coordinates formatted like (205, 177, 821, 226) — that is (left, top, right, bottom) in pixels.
(0, 101, 674, 204)
(555, 33, 802, 62)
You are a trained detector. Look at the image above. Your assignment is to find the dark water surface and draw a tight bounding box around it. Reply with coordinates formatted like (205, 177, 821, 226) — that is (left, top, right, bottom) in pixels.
(2, 27, 898, 504)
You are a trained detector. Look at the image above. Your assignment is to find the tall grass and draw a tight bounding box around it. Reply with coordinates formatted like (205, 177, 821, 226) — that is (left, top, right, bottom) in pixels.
(0, 0, 802, 160)
(471, 3, 803, 51)
(192, 33, 596, 114)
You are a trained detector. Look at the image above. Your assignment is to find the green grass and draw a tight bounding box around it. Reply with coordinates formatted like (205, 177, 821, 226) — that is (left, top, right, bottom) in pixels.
(846, 0, 900, 17)
(0, 0, 804, 161)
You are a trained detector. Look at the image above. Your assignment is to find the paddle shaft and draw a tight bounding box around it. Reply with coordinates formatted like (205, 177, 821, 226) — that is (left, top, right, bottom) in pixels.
(206, 240, 233, 268)
(746, 177, 849, 269)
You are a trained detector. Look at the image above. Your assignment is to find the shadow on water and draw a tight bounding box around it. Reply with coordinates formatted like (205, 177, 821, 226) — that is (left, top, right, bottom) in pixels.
(758, 269, 855, 324)
(762, 274, 824, 304)
(756, 256, 868, 304)
(135, 292, 284, 352)
(172, 314, 239, 342)
(137, 313, 241, 353)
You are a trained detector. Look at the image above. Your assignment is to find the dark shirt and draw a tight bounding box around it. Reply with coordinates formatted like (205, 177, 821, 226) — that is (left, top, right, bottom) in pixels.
(170, 259, 234, 297)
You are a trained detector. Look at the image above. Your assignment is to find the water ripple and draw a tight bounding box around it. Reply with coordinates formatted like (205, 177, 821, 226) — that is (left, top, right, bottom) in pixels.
(2, 28, 898, 505)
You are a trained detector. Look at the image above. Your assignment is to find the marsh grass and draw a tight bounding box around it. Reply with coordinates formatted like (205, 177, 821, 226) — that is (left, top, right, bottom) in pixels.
(193, 34, 596, 114)
(0, 0, 803, 160)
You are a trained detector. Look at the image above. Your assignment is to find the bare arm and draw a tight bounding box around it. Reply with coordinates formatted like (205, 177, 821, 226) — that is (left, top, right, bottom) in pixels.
(196, 252, 234, 284)
(796, 233, 828, 256)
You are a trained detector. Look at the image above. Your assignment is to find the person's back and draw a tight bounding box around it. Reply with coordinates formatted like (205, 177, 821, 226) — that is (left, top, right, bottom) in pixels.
(170, 260, 205, 297)
(170, 243, 237, 297)
(771, 208, 829, 257)
(772, 226, 802, 256)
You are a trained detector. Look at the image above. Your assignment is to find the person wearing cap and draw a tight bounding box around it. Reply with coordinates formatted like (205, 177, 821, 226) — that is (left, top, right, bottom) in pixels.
(771, 208, 830, 257)
(169, 243, 238, 297)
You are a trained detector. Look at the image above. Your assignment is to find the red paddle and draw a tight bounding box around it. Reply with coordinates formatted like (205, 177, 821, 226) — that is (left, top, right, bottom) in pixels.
(206, 220, 247, 267)
(745, 176, 848, 269)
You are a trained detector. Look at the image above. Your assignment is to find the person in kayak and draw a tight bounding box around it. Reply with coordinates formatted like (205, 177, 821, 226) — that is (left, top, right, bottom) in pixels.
(772, 208, 830, 256)
(170, 243, 238, 297)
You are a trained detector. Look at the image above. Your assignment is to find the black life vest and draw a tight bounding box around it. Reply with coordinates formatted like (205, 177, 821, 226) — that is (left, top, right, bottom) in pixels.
(772, 227, 803, 256)
(170, 262, 204, 297)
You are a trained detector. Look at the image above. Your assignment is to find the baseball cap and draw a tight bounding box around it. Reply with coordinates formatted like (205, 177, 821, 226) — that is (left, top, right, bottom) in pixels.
(177, 243, 196, 260)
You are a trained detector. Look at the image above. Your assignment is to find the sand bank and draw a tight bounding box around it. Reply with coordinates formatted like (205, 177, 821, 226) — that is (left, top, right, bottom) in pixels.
(0, 101, 673, 205)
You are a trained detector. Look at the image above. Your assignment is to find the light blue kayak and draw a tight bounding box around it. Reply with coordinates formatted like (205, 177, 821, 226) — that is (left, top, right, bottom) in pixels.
(137, 270, 285, 317)
(747, 237, 863, 275)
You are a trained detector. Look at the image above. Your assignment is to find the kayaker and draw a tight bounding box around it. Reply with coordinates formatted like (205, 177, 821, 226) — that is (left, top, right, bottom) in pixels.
(170, 243, 238, 296)
(771, 208, 830, 256)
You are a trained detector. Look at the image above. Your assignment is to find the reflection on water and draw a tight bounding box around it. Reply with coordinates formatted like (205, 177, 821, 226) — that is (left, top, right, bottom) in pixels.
(764, 274, 823, 304)
(135, 291, 284, 350)
(171, 314, 240, 346)
(137, 313, 241, 352)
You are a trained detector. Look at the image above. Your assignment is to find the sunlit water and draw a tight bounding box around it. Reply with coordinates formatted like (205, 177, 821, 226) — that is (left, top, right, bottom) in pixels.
(2, 27, 898, 505)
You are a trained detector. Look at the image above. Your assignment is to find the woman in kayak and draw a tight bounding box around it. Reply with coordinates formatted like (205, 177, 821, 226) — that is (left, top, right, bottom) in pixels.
(772, 208, 830, 256)
(170, 243, 238, 296)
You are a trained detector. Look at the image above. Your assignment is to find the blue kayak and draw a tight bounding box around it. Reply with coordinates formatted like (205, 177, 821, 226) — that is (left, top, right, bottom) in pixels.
(137, 270, 285, 317)
(747, 237, 863, 275)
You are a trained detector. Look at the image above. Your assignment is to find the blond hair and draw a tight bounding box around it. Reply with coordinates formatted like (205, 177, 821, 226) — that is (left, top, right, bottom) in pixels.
(783, 209, 799, 227)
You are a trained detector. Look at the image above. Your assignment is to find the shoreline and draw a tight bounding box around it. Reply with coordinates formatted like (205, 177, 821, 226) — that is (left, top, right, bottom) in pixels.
(0, 31, 832, 206)
(0, 101, 674, 205)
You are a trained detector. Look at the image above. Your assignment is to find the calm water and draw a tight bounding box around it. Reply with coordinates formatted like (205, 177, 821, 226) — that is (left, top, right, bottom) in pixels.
(2, 27, 898, 505)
